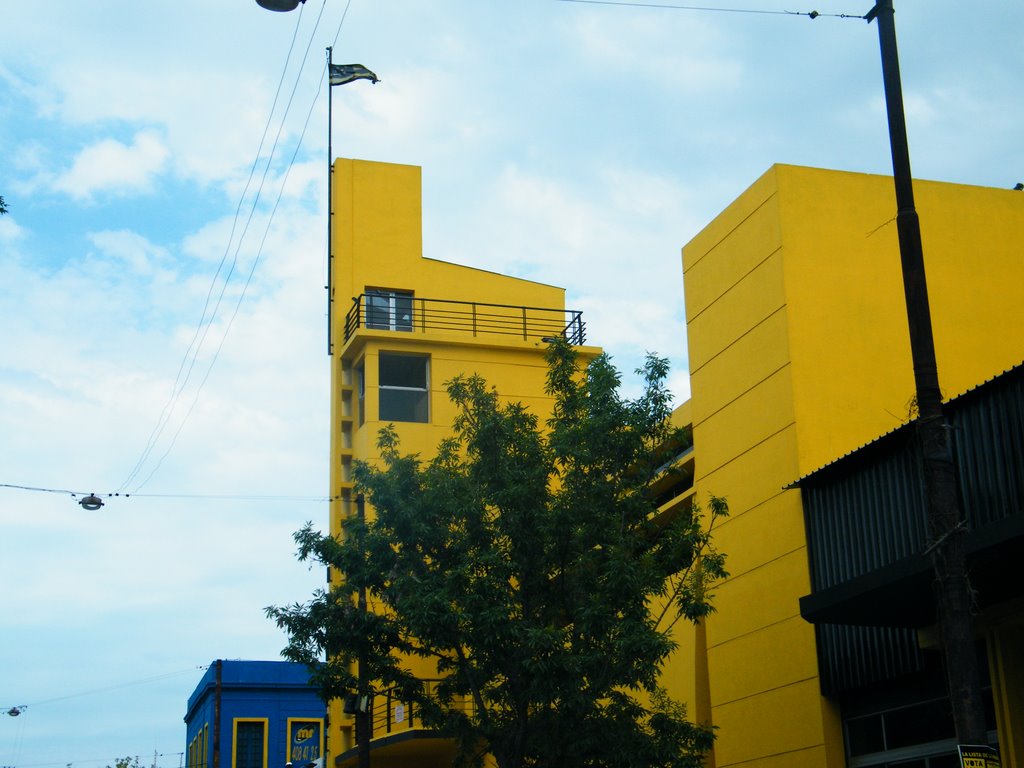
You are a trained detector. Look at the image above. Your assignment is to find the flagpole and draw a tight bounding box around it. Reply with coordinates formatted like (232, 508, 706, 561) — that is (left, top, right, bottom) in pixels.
(324, 60, 377, 357)
(326, 46, 334, 356)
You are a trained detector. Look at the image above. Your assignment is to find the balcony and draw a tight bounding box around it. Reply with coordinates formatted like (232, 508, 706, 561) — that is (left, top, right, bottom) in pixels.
(335, 679, 476, 768)
(343, 293, 586, 346)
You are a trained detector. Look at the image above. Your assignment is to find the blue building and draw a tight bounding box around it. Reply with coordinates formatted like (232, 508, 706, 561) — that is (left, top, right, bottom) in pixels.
(185, 660, 325, 768)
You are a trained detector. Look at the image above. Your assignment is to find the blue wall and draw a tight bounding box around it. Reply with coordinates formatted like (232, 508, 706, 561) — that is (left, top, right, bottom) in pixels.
(184, 660, 325, 768)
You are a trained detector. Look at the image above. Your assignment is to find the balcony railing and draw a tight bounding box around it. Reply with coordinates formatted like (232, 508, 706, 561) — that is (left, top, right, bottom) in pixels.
(359, 679, 476, 743)
(344, 294, 586, 346)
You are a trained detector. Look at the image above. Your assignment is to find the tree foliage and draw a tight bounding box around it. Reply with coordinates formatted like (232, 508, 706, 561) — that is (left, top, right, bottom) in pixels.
(0, 195, 8, 215)
(268, 341, 727, 768)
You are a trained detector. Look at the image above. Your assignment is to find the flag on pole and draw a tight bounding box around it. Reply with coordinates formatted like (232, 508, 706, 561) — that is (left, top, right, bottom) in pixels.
(329, 64, 379, 86)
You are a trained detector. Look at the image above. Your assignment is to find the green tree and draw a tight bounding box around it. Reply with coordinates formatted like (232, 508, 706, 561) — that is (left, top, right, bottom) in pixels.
(106, 757, 140, 768)
(268, 342, 727, 768)
(0, 195, 8, 215)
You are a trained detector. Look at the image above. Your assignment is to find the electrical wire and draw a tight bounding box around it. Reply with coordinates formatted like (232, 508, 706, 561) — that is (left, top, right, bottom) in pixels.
(19, 1, 363, 502)
(3, 667, 209, 712)
(330, 0, 356, 47)
(0, 482, 79, 496)
(131, 0, 355, 492)
(0, 483, 334, 503)
(10, 753, 184, 768)
(130, 5, 332, 491)
(5, 698, 28, 768)
(118, 0, 331, 493)
(555, 0, 865, 18)
(116, 4, 313, 492)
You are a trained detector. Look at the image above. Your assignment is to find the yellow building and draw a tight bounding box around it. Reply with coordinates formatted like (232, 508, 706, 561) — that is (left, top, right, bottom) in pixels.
(674, 164, 1024, 768)
(326, 159, 1024, 768)
(326, 158, 601, 766)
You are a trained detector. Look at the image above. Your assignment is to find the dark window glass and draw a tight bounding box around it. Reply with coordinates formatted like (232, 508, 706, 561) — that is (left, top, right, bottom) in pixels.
(380, 354, 425, 388)
(365, 290, 413, 331)
(984, 691, 997, 731)
(393, 294, 413, 329)
(235, 722, 264, 768)
(366, 294, 390, 329)
(847, 713, 885, 756)
(884, 699, 955, 750)
(379, 354, 428, 423)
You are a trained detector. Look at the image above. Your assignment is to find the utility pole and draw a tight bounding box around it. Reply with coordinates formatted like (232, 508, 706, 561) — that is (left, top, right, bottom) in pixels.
(867, 0, 987, 746)
(356, 494, 371, 768)
(326, 46, 335, 357)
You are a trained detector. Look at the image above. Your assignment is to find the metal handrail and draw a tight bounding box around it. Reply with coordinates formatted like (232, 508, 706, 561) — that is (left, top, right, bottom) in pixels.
(344, 294, 586, 346)
(358, 679, 476, 742)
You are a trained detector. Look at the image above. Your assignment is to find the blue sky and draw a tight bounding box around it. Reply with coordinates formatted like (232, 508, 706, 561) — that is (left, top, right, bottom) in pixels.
(1, 1, 1022, 767)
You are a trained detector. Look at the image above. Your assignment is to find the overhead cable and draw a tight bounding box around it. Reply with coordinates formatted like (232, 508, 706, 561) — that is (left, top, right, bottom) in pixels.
(118, 1, 331, 493)
(556, 0, 865, 19)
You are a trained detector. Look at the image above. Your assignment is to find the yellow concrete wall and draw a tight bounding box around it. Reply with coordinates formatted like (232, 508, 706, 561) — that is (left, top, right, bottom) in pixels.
(774, 165, 1024, 476)
(989, 625, 1024, 768)
(682, 166, 836, 768)
(349, 337, 559, 459)
(680, 164, 1024, 768)
(326, 158, 601, 764)
(331, 158, 566, 326)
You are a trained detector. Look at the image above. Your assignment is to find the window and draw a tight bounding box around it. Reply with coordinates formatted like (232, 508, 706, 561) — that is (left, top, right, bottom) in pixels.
(233, 719, 266, 768)
(189, 724, 209, 768)
(366, 290, 413, 331)
(845, 695, 996, 768)
(379, 353, 429, 423)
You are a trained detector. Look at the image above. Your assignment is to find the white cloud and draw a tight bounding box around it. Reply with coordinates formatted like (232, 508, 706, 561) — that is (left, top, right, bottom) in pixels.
(433, 162, 693, 368)
(902, 89, 940, 126)
(53, 131, 169, 201)
(0, 214, 25, 242)
(88, 230, 173, 275)
(0, 1, 1021, 765)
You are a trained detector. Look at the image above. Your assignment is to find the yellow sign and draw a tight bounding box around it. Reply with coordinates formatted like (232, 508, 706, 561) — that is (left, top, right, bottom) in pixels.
(958, 745, 1000, 768)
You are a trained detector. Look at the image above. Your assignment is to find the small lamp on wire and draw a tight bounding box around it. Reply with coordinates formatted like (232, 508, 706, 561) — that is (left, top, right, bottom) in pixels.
(79, 493, 104, 511)
(255, 0, 305, 10)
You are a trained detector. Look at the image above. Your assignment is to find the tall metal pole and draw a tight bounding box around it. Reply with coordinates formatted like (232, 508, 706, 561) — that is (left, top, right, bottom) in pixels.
(868, 0, 987, 746)
(326, 46, 334, 357)
(356, 494, 371, 768)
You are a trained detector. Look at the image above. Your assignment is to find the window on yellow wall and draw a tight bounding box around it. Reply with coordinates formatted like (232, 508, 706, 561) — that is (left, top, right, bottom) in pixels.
(366, 290, 413, 332)
(234, 720, 266, 768)
(379, 353, 429, 423)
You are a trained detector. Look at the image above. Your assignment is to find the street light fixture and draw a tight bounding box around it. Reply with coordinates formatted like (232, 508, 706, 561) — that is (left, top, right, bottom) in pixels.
(79, 493, 104, 511)
(254, 0, 306, 11)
